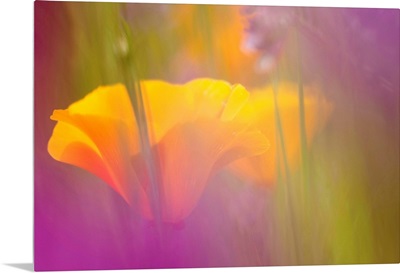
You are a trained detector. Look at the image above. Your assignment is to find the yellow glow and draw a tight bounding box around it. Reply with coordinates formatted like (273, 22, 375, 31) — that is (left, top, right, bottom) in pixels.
(232, 82, 333, 185)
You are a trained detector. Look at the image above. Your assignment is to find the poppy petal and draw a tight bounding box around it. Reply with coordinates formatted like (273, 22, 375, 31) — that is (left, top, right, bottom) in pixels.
(138, 118, 269, 222)
(48, 85, 139, 204)
(232, 82, 332, 185)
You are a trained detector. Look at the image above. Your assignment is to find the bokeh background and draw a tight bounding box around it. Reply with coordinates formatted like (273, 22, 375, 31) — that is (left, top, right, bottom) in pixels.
(34, 1, 399, 271)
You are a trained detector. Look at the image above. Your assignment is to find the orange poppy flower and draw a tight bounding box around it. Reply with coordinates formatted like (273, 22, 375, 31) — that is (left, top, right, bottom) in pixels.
(48, 79, 269, 223)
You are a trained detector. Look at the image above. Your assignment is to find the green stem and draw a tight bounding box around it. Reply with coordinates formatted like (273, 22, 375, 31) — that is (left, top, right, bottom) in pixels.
(272, 72, 300, 263)
(117, 9, 164, 238)
(295, 28, 310, 190)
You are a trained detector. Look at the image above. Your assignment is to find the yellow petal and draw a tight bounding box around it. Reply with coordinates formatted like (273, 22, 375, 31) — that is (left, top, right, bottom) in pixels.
(220, 84, 250, 122)
(140, 78, 252, 143)
(139, 80, 188, 144)
(231, 82, 333, 185)
(48, 84, 139, 204)
(186, 78, 232, 120)
(67, 84, 136, 123)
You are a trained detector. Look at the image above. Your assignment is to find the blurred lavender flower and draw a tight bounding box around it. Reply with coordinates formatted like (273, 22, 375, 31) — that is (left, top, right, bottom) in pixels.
(241, 6, 399, 101)
(241, 6, 296, 72)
